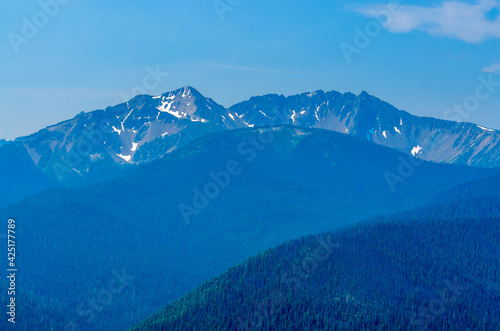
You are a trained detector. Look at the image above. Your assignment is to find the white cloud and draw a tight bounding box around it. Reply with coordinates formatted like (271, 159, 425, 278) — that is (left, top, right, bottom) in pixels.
(357, 0, 500, 43)
(482, 63, 500, 73)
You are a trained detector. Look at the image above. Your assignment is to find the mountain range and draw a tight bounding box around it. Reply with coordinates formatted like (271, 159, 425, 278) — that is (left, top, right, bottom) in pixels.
(1, 87, 500, 330)
(1, 125, 498, 330)
(1, 86, 499, 209)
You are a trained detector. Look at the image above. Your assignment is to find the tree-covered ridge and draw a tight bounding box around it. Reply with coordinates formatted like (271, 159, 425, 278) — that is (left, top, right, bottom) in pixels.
(0, 284, 70, 331)
(132, 198, 500, 330)
(1, 126, 498, 330)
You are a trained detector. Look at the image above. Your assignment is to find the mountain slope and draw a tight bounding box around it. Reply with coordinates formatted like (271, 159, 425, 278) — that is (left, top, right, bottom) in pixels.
(2, 87, 499, 208)
(0, 142, 59, 208)
(0, 126, 497, 330)
(131, 198, 500, 331)
(19, 86, 233, 182)
(229, 90, 500, 167)
(0, 284, 69, 331)
(0, 86, 233, 207)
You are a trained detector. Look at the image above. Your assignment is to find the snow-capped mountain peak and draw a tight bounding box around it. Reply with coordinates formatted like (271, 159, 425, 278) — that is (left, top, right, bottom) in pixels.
(8, 87, 500, 183)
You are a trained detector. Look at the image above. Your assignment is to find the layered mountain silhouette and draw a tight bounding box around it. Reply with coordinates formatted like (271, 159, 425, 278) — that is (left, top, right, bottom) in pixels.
(131, 197, 500, 331)
(1, 86, 499, 208)
(15, 87, 500, 173)
(1, 126, 498, 330)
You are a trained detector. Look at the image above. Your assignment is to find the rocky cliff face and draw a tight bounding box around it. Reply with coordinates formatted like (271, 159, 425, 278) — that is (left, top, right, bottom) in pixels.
(229, 90, 500, 168)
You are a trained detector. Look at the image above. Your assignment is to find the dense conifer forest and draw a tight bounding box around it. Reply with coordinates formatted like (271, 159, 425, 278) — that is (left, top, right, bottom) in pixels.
(132, 197, 500, 330)
(1, 127, 499, 330)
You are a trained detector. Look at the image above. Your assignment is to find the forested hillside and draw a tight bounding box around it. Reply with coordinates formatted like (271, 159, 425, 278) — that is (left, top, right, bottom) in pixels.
(0, 142, 59, 208)
(0, 284, 69, 331)
(1, 126, 497, 330)
(132, 197, 500, 330)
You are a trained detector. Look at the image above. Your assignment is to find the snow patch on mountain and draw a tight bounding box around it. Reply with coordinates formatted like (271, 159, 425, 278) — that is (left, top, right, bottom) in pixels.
(117, 154, 131, 162)
(158, 100, 183, 119)
(259, 110, 270, 118)
(478, 125, 495, 132)
(315, 106, 320, 121)
(411, 145, 423, 157)
(243, 120, 254, 128)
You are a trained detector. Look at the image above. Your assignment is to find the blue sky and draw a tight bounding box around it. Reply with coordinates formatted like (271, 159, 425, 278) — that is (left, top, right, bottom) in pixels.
(1, 0, 499, 140)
